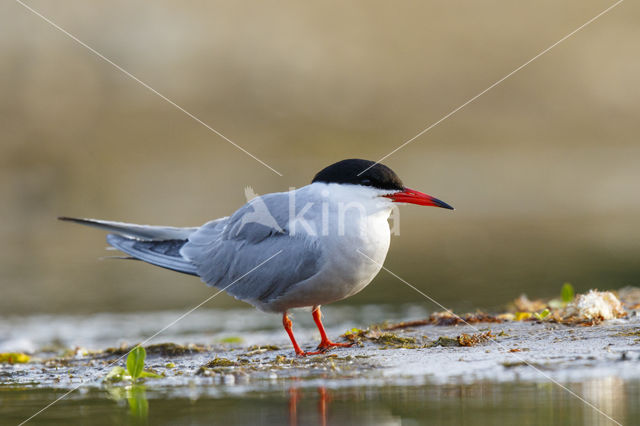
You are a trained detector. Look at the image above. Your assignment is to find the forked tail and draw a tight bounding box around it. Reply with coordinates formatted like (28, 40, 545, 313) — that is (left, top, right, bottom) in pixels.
(59, 217, 198, 276)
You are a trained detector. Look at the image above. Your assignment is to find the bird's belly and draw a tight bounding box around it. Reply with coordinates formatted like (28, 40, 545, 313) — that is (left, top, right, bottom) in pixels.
(270, 212, 391, 310)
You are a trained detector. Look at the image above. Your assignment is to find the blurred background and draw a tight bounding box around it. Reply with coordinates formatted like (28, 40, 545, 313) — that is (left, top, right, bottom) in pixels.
(2, 0, 638, 315)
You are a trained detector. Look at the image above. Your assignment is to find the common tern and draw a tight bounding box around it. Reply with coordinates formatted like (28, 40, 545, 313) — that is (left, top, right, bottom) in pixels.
(60, 159, 453, 356)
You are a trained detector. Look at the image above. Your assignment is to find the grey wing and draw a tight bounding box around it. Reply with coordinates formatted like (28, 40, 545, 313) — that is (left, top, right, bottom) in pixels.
(180, 192, 324, 306)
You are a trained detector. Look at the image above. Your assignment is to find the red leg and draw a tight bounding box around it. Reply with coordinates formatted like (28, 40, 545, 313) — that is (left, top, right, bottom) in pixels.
(283, 312, 323, 356)
(312, 306, 353, 351)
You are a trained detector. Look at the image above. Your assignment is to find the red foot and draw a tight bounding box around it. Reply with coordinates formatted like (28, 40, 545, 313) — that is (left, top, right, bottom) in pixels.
(283, 308, 355, 357)
(316, 340, 353, 351)
(312, 307, 353, 352)
(294, 342, 352, 357)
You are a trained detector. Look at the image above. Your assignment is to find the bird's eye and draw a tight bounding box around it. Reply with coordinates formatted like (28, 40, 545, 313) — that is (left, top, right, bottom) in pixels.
(361, 178, 371, 185)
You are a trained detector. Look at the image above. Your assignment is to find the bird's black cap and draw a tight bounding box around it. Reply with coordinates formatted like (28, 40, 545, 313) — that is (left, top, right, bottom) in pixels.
(311, 159, 404, 191)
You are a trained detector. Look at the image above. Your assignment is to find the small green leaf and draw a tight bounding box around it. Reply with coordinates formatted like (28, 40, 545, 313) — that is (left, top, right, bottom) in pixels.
(104, 366, 127, 383)
(218, 336, 243, 344)
(534, 309, 550, 320)
(127, 346, 146, 381)
(561, 283, 575, 303)
(140, 370, 162, 379)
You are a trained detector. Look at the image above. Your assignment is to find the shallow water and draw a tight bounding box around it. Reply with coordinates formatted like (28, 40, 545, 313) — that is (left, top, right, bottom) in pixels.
(3, 380, 639, 425)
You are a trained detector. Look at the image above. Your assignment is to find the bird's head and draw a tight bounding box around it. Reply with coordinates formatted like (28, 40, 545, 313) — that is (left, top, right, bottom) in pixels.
(311, 158, 454, 210)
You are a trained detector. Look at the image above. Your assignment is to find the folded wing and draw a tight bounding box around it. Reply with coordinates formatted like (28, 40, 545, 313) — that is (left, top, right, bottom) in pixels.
(181, 191, 324, 307)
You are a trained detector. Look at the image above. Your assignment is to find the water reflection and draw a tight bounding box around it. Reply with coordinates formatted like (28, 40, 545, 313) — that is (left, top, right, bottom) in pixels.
(288, 385, 301, 426)
(106, 384, 149, 424)
(127, 385, 149, 423)
(2, 380, 637, 425)
(581, 377, 625, 426)
(280, 380, 633, 425)
(288, 385, 330, 426)
(317, 387, 328, 426)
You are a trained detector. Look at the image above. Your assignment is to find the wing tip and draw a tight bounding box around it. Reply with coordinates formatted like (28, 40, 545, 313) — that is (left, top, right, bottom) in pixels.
(58, 216, 89, 224)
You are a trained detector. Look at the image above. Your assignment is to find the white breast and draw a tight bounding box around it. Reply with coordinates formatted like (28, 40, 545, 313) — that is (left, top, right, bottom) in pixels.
(270, 183, 394, 310)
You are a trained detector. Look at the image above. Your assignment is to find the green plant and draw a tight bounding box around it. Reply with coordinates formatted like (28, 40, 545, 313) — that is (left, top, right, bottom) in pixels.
(561, 283, 575, 304)
(104, 346, 162, 383)
(534, 308, 550, 320)
(549, 283, 576, 309)
(127, 346, 145, 381)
